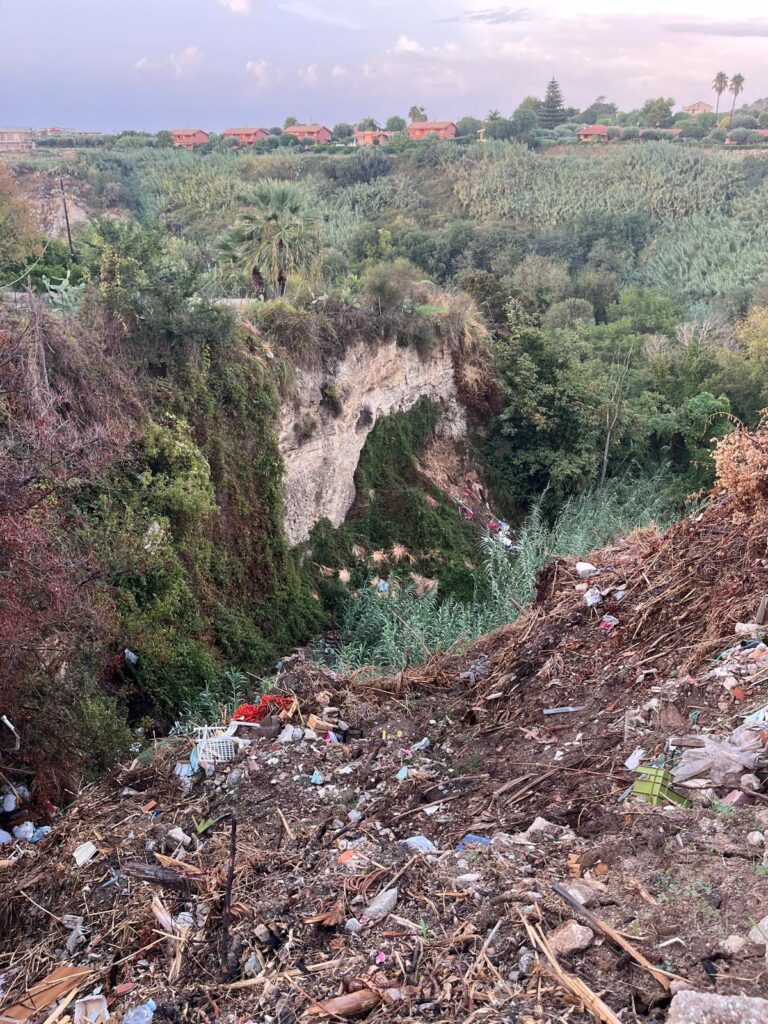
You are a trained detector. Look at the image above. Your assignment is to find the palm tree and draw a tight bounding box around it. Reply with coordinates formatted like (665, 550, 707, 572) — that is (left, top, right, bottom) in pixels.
(728, 73, 745, 128)
(218, 179, 321, 297)
(712, 71, 728, 121)
(408, 105, 427, 123)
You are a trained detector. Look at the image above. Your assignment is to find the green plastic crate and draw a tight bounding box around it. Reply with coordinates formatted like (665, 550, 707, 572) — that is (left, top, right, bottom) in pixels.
(632, 766, 691, 808)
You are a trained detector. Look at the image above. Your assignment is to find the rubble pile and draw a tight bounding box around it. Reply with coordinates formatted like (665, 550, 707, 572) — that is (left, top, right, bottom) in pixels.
(5, 441, 768, 1021)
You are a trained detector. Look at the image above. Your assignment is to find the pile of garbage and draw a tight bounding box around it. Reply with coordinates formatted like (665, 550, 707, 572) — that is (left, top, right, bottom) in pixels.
(6, 447, 768, 1021)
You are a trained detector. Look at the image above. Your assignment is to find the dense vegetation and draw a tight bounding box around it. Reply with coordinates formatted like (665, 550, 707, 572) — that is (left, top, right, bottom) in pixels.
(5, 129, 768, 788)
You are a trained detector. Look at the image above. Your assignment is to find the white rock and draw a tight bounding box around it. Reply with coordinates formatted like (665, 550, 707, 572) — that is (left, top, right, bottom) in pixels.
(576, 561, 598, 578)
(748, 916, 768, 945)
(547, 921, 594, 955)
(344, 918, 362, 934)
(564, 881, 600, 908)
(747, 831, 766, 847)
(455, 872, 482, 889)
(667, 990, 768, 1023)
(722, 934, 746, 956)
(364, 887, 398, 923)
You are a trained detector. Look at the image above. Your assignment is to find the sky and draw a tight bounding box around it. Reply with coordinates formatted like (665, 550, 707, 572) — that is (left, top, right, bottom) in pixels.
(2, 0, 768, 132)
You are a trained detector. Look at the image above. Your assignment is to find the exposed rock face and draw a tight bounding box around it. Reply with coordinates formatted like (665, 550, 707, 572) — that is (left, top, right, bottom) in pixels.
(278, 338, 466, 544)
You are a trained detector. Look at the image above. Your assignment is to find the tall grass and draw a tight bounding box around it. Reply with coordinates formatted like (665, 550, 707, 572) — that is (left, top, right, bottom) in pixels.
(327, 474, 676, 672)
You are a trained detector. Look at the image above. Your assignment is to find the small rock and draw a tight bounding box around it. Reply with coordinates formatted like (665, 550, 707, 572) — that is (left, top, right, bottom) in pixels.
(666, 990, 768, 1023)
(563, 881, 600, 908)
(747, 831, 766, 847)
(455, 872, 482, 889)
(517, 946, 537, 976)
(347, 809, 363, 824)
(670, 979, 695, 995)
(748, 916, 768, 946)
(344, 918, 362, 935)
(302, 729, 317, 741)
(244, 952, 262, 977)
(741, 774, 762, 793)
(547, 921, 594, 956)
(576, 561, 598, 578)
(722, 934, 746, 956)
(364, 887, 398, 923)
(254, 924, 272, 945)
(756, 808, 768, 829)
(721, 789, 751, 807)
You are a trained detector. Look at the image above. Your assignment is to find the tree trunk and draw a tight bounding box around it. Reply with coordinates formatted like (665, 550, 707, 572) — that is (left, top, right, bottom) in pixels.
(251, 266, 265, 296)
(715, 96, 720, 120)
(277, 272, 286, 297)
(729, 95, 737, 129)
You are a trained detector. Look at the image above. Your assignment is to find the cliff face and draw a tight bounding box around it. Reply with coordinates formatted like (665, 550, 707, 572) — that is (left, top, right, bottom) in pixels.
(278, 338, 466, 544)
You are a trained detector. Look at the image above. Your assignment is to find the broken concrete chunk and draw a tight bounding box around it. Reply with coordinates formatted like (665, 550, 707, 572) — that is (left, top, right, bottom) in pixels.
(547, 920, 594, 955)
(455, 872, 482, 889)
(344, 917, 362, 935)
(666, 990, 768, 1023)
(563, 880, 603, 908)
(364, 887, 398, 923)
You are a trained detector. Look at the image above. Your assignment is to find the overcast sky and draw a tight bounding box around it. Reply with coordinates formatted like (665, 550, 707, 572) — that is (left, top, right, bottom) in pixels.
(2, 0, 767, 131)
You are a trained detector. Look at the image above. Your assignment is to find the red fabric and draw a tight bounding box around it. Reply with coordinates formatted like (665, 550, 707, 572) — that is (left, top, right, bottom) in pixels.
(233, 695, 294, 722)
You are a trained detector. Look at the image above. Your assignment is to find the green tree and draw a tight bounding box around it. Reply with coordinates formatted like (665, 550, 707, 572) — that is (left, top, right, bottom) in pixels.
(638, 97, 675, 127)
(728, 73, 746, 128)
(487, 108, 502, 121)
(580, 96, 617, 123)
(510, 106, 539, 143)
(484, 117, 515, 141)
(357, 116, 380, 131)
(332, 122, 353, 141)
(408, 105, 427, 123)
(712, 71, 729, 121)
(284, 116, 299, 128)
(456, 116, 482, 139)
(155, 130, 174, 147)
(218, 180, 321, 297)
(539, 77, 567, 129)
(385, 115, 406, 132)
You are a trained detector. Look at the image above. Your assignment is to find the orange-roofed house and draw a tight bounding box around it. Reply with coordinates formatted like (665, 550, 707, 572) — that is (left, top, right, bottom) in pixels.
(577, 124, 610, 142)
(222, 127, 270, 147)
(283, 124, 332, 144)
(171, 129, 209, 150)
(682, 101, 713, 116)
(407, 121, 457, 141)
(353, 129, 394, 146)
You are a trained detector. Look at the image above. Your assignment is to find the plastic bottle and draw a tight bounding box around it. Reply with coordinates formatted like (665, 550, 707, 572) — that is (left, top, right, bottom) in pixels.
(121, 999, 156, 1024)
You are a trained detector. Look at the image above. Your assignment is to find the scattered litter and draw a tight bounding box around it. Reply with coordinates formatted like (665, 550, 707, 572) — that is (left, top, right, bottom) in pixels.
(632, 766, 691, 808)
(599, 614, 620, 634)
(455, 834, 492, 853)
(310, 770, 324, 785)
(584, 586, 603, 607)
(543, 706, 586, 716)
(73, 841, 98, 867)
(624, 747, 646, 771)
(73, 993, 109, 1024)
(401, 835, 437, 854)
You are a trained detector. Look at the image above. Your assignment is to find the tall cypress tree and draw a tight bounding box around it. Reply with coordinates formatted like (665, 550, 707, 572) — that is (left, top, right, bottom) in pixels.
(540, 77, 567, 129)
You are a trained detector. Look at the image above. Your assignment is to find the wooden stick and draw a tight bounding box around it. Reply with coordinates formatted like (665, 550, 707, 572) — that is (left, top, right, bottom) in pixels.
(276, 807, 295, 840)
(40, 987, 78, 1024)
(219, 815, 238, 981)
(551, 883, 672, 990)
(522, 916, 621, 1024)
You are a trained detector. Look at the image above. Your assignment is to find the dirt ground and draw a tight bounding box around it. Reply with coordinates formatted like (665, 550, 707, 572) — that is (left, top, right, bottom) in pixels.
(3, 436, 768, 1023)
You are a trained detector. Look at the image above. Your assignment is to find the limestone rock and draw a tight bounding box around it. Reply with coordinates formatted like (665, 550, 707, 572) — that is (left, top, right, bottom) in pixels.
(666, 990, 768, 1023)
(547, 920, 594, 955)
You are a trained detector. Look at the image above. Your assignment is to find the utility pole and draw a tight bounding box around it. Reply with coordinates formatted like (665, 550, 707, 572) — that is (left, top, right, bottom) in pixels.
(59, 178, 75, 259)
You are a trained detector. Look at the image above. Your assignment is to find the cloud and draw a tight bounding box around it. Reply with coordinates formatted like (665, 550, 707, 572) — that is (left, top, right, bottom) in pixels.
(133, 46, 203, 77)
(217, 0, 252, 13)
(276, 0, 361, 30)
(331, 65, 348, 77)
(245, 59, 280, 87)
(442, 5, 532, 24)
(665, 19, 768, 37)
(393, 34, 425, 53)
(298, 64, 319, 84)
